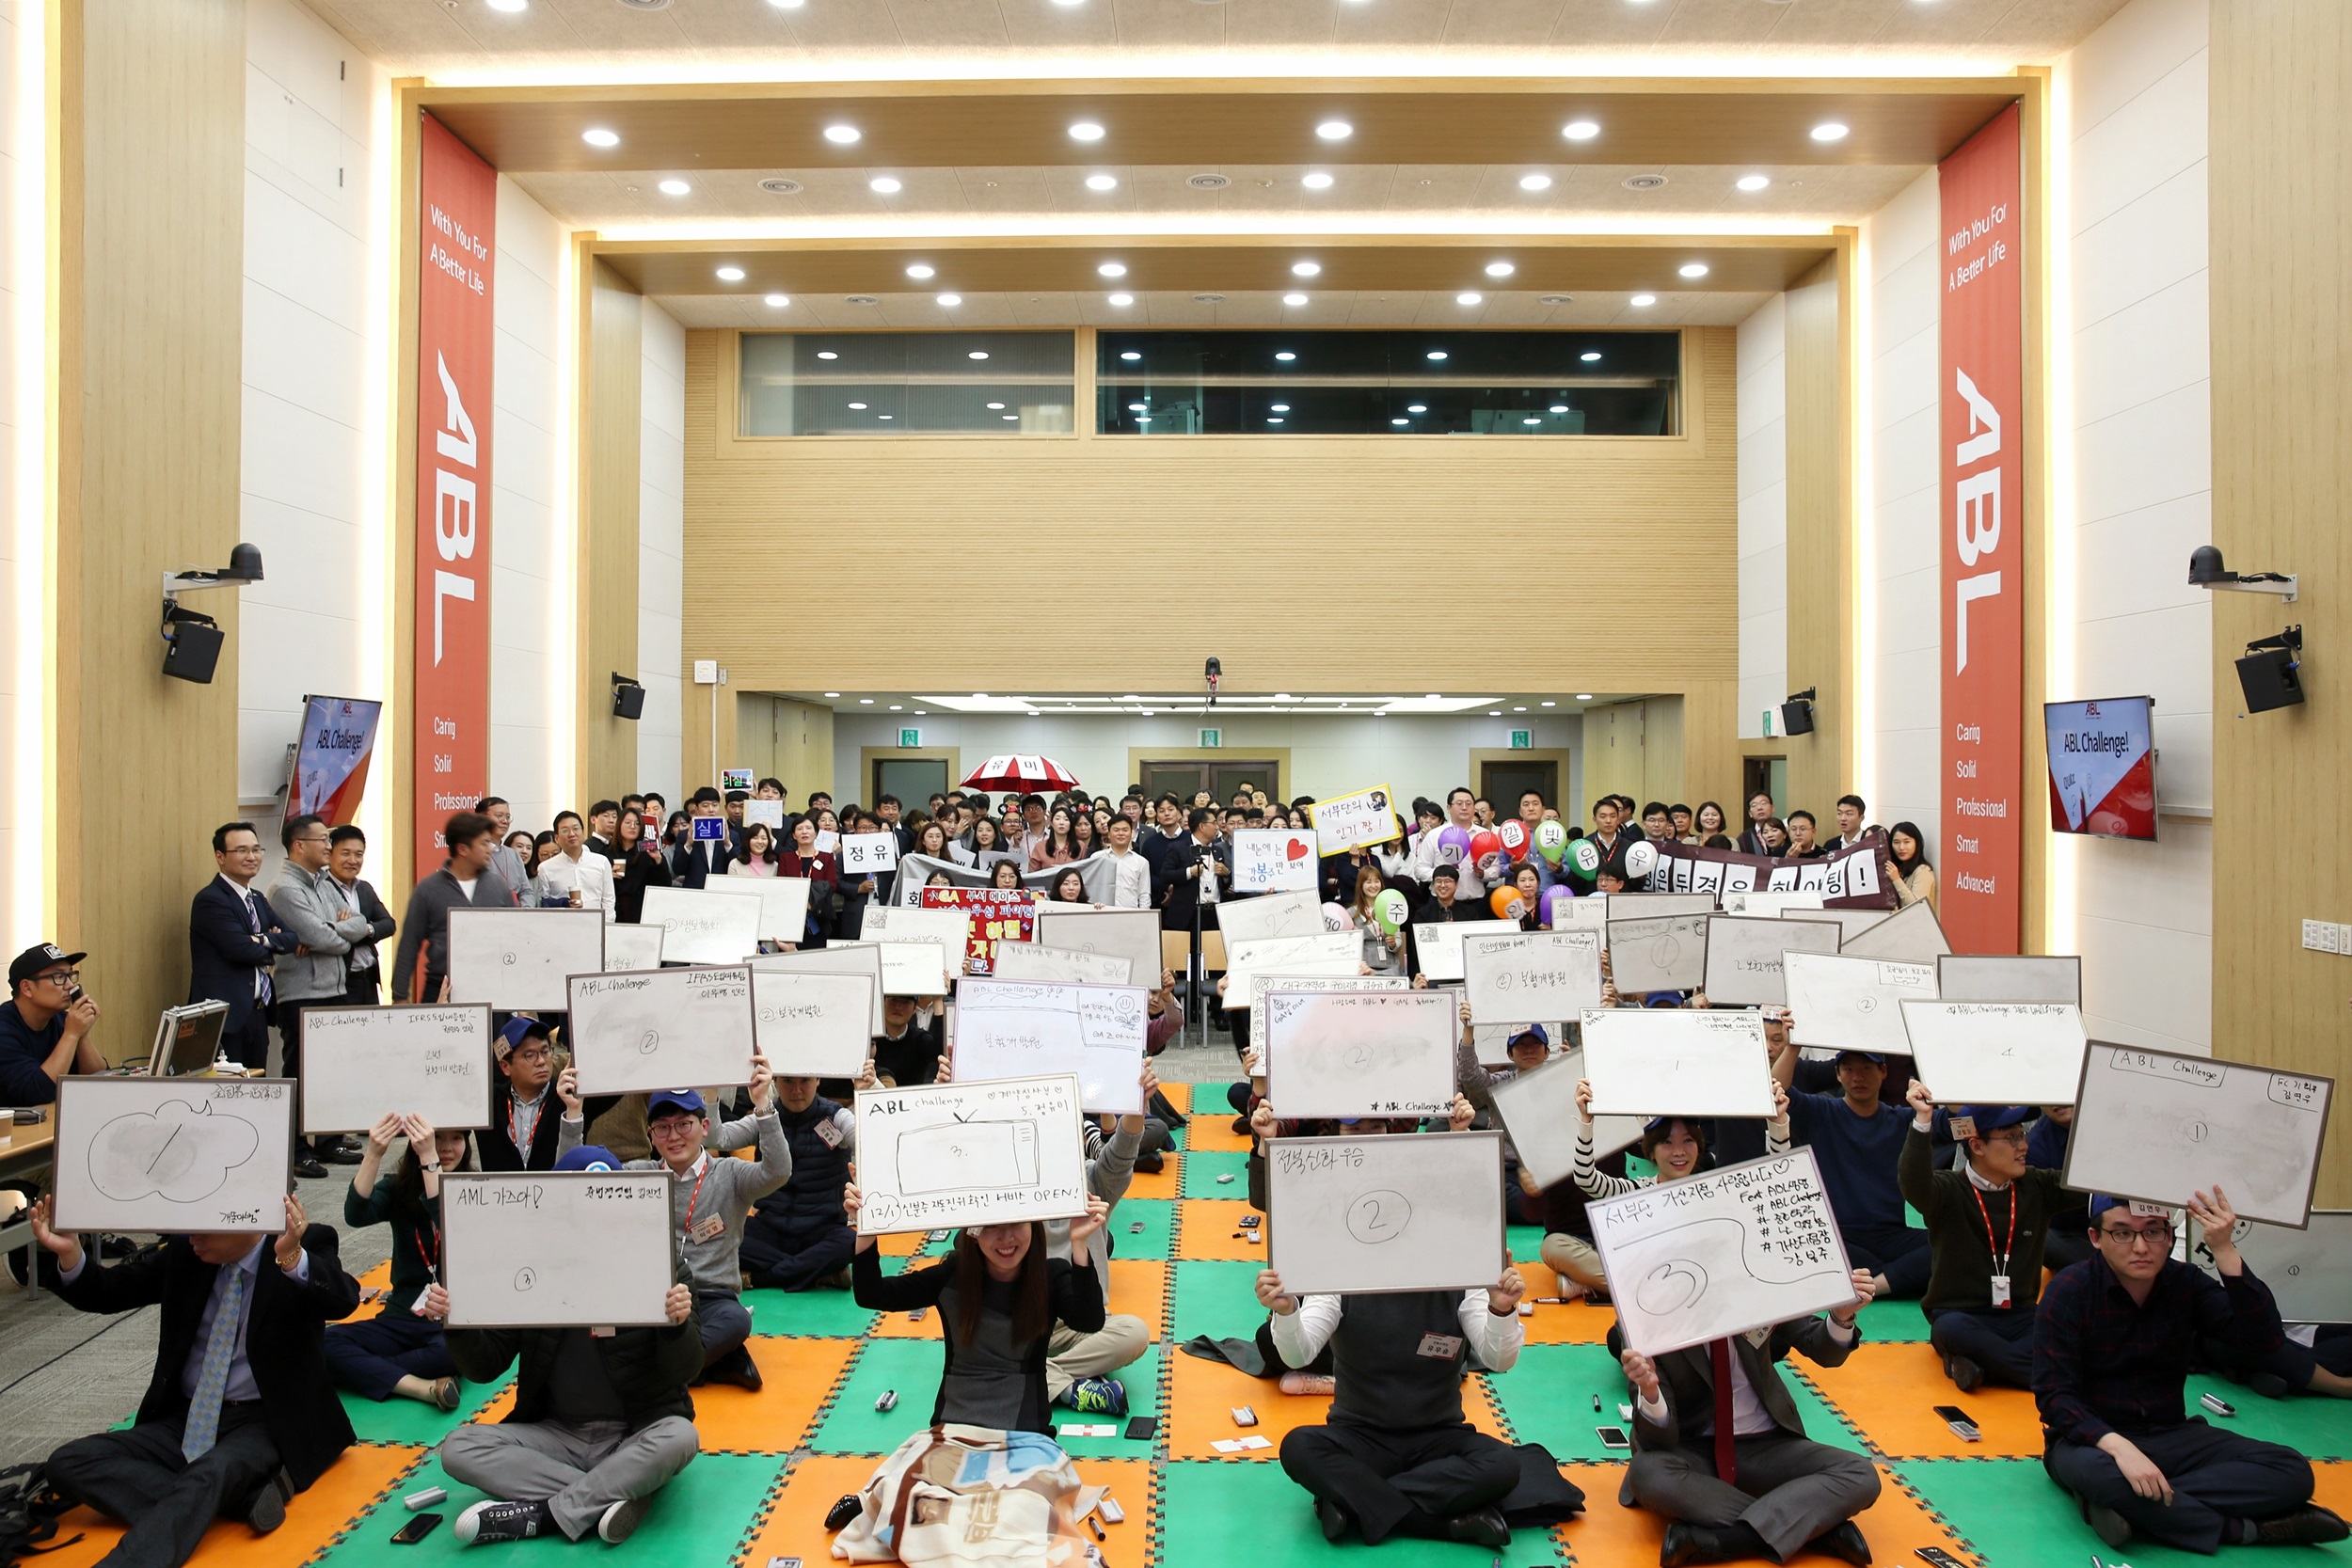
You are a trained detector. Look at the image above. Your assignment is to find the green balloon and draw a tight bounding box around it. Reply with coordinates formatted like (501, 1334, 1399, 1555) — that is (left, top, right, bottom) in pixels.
(1569, 838, 1603, 876)
(1375, 889, 1409, 934)
(1534, 820, 1569, 864)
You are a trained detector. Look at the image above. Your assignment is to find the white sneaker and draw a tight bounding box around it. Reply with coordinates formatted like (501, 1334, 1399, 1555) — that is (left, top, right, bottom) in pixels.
(597, 1497, 650, 1544)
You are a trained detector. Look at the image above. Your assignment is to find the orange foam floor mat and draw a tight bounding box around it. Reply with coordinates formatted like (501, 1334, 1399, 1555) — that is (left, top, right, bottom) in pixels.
(38, 1443, 422, 1568)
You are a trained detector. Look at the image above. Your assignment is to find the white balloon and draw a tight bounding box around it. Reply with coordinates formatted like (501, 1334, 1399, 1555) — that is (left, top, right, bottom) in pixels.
(1626, 841, 1659, 879)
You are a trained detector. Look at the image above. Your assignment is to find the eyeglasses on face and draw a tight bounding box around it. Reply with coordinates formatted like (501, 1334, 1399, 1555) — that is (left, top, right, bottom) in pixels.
(2098, 1224, 2174, 1247)
(35, 969, 78, 988)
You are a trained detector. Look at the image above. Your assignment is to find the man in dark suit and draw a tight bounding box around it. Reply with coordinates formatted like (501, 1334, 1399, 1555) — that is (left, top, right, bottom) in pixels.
(1620, 1272, 1882, 1566)
(666, 787, 735, 889)
(25, 1193, 360, 1568)
(188, 822, 298, 1072)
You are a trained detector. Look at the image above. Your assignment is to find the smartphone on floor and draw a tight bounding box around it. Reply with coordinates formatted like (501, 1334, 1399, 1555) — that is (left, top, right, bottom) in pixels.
(1596, 1426, 1631, 1450)
(1931, 1404, 1981, 1441)
(390, 1513, 442, 1544)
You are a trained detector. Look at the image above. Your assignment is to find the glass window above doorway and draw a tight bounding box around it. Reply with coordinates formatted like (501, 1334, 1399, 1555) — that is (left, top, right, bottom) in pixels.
(741, 330, 1076, 436)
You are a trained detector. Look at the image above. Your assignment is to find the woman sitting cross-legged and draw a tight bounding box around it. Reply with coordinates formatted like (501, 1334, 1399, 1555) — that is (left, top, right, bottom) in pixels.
(324, 1112, 469, 1411)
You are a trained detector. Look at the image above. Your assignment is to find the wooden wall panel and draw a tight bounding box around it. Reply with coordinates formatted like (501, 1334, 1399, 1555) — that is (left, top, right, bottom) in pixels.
(580, 254, 642, 809)
(52, 0, 246, 1060)
(2209, 0, 2352, 1202)
(1780, 247, 1854, 824)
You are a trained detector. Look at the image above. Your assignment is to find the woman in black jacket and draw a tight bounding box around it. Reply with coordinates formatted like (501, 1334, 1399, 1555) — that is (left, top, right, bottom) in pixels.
(613, 809, 672, 925)
(846, 1187, 1109, 1433)
(326, 1112, 470, 1408)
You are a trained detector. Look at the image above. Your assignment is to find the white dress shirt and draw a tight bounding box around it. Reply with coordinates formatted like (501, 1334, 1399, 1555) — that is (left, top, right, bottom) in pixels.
(533, 846, 617, 919)
(61, 1239, 310, 1404)
(1634, 1317, 1855, 1435)
(1104, 847, 1152, 910)
(1269, 1288, 1523, 1373)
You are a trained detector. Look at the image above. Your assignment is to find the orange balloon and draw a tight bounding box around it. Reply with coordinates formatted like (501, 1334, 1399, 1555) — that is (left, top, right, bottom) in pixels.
(1488, 888, 1525, 920)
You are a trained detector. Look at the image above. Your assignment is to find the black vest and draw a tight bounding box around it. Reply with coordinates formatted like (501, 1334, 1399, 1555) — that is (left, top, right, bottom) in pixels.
(1329, 1290, 1473, 1431)
(750, 1097, 850, 1241)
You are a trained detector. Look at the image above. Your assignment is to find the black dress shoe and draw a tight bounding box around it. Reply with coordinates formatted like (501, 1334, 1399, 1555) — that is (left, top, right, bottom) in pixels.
(1314, 1497, 1352, 1543)
(1804, 1519, 1873, 1564)
(292, 1154, 327, 1180)
(2078, 1491, 2132, 1548)
(2247, 1370, 2291, 1399)
(1940, 1349, 1984, 1393)
(1442, 1505, 1510, 1550)
(2257, 1505, 2351, 1544)
(1659, 1520, 1714, 1568)
(246, 1467, 294, 1533)
(321, 1138, 364, 1165)
(711, 1349, 764, 1391)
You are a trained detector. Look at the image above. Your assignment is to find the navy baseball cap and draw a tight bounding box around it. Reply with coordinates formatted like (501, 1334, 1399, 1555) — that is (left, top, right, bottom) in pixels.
(647, 1088, 707, 1120)
(1506, 1024, 1550, 1050)
(1948, 1104, 2033, 1134)
(498, 1016, 550, 1053)
(1833, 1051, 1888, 1066)
(555, 1145, 619, 1172)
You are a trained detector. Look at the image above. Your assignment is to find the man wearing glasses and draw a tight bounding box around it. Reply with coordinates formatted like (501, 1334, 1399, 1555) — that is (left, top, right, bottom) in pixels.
(189, 822, 298, 1076)
(0, 943, 103, 1105)
(271, 814, 376, 1177)
(1898, 1089, 2072, 1392)
(2035, 1188, 2348, 1552)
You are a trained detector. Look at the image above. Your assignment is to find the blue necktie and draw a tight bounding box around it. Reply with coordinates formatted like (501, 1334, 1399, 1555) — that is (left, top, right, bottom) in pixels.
(245, 895, 273, 1007)
(183, 1264, 247, 1461)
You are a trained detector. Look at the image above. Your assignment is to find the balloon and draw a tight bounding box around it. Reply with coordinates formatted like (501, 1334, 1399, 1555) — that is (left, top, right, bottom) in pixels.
(1321, 902, 1351, 932)
(1569, 838, 1602, 876)
(1626, 841, 1659, 880)
(1374, 889, 1409, 934)
(1434, 825, 1471, 865)
(1498, 820, 1530, 861)
(1542, 885, 1578, 927)
(1534, 820, 1569, 863)
(1468, 829, 1502, 866)
(1475, 851, 1504, 880)
(1489, 888, 1525, 920)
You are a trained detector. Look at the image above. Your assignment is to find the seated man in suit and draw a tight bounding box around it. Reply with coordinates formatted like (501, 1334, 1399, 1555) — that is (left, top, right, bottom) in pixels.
(1620, 1270, 1881, 1566)
(26, 1193, 359, 1568)
(431, 1145, 703, 1545)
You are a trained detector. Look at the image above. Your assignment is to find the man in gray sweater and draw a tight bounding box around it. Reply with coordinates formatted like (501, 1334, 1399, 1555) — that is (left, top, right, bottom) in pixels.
(389, 810, 513, 1004)
(602, 1063, 789, 1391)
(271, 813, 378, 1174)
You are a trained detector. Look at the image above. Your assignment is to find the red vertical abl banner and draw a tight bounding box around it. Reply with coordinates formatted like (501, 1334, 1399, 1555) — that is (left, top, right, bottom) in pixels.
(412, 113, 497, 883)
(1939, 104, 2025, 955)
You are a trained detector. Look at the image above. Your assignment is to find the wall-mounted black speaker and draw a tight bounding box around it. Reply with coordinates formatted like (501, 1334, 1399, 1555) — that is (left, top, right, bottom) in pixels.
(2235, 646, 2303, 713)
(1780, 699, 1816, 736)
(162, 618, 225, 684)
(612, 678, 646, 721)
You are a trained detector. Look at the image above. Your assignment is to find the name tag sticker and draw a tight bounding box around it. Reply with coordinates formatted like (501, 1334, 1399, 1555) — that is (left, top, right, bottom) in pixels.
(816, 1120, 845, 1148)
(689, 1216, 726, 1244)
(1416, 1332, 1465, 1359)
(2128, 1200, 2169, 1219)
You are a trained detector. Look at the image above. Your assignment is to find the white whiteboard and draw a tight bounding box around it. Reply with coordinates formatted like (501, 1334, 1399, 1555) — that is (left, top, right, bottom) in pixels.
(1213, 889, 1326, 947)
(2064, 1045, 2333, 1227)
(566, 966, 757, 1094)
(853, 1073, 1091, 1233)
(1836, 900, 1950, 963)
(53, 1077, 294, 1234)
(1783, 907, 1895, 943)
(1491, 1053, 1643, 1189)
(1266, 1131, 1505, 1295)
(729, 876, 813, 944)
(1899, 1002, 2090, 1105)
(1935, 955, 2082, 1006)
(1606, 893, 1720, 921)
(990, 942, 1134, 987)
(1704, 915, 1842, 1007)
(602, 922, 664, 972)
(751, 969, 876, 1079)
(1031, 908, 1163, 991)
(1606, 914, 1709, 994)
(1462, 929, 1603, 1024)
(1590, 1147, 1855, 1356)
(1553, 895, 1610, 932)
(2193, 1212, 2352, 1323)
(951, 980, 1150, 1115)
(1581, 1009, 1776, 1118)
(1474, 1018, 1559, 1068)
(1262, 989, 1457, 1118)
(1409, 918, 1509, 982)
(441, 1171, 674, 1327)
(841, 832, 899, 874)
(447, 908, 606, 1012)
(857, 906, 971, 982)
(751, 944, 887, 1033)
(299, 1005, 493, 1133)
(1784, 952, 1937, 1054)
(639, 886, 765, 967)
(1231, 830, 1319, 894)
(831, 939, 952, 996)
(1721, 890, 1824, 918)
(1224, 929, 1361, 1010)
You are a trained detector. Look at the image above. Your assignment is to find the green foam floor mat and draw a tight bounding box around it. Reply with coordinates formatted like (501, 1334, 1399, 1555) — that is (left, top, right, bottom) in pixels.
(338, 1375, 514, 1447)
(1048, 1343, 1163, 1458)
(744, 1282, 880, 1338)
(1158, 1457, 1524, 1564)
(1899, 1457, 2352, 1566)
(1171, 1260, 1271, 1343)
(1108, 1196, 1177, 1262)
(1855, 1296, 1933, 1342)
(811, 1338, 946, 1455)
(1181, 1149, 1250, 1198)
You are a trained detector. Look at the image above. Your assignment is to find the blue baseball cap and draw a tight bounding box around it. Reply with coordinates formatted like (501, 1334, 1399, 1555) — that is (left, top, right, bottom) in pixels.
(499, 1016, 549, 1053)
(1833, 1050, 1888, 1066)
(1948, 1104, 2033, 1134)
(555, 1145, 619, 1172)
(647, 1088, 706, 1120)
(1506, 1024, 1550, 1050)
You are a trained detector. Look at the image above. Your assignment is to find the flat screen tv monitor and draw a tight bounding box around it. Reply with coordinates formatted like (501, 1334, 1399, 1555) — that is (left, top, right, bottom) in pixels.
(2043, 696, 2157, 841)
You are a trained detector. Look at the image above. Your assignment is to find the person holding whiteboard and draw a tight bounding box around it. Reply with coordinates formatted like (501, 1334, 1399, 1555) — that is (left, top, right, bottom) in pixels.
(1898, 1091, 2073, 1393)
(1773, 1047, 1932, 1301)
(1570, 1081, 1793, 1202)
(478, 1019, 587, 1173)
(2034, 1191, 2348, 1553)
(325, 1113, 470, 1411)
(738, 1073, 857, 1293)
(843, 1185, 1112, 1433)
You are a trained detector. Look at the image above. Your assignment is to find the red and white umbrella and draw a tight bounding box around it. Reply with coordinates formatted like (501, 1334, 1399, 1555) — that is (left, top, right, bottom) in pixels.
(961, 754, 1080, 793)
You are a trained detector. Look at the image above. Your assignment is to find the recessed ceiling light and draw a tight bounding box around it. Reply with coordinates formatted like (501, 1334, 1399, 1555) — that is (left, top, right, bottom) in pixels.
(1391, 418, 1408, 426)
(1107, 293, 1133, 306)
(757, 177, 803, 195)
(581, 128, 620, 148)
(765, 293, 789, 307)
(1522, 417, 1541, 426)
(1186, 172, 1232, 190)
(1562, 119, 1600, 141)
(1581, 351, 1601, 362)
(1128, 402, 1147, 412)
(1406, 403, 1426, 413)
(1678, 261, 1709, 278)
(1426, 350, 1447, 360)
(1267, 417, 1285, 424)
(987, 402, 1007, 409)
(1455, 293, 1482, 306)
(939, 293, 962, 307)
(1811, 121, 1849, 142)
(1424, 693, 1441, 700)
(1292, 261, 1321, 277)
(1737, 174, 1772, 192)
(1085, 174, 1118, 191)
(1275, 351, 1296, 361)
(1489, 711, 1502, 717)
(905, 263, 934, 279)
(657, 178, 691, 196)
(859, 697, 874, 703)
(822, 124, 860, 144)
(869, 176, 902, 193)
(1630, 293, 1657, 308)
(486, 0, 526, 10)
(974, 692, 989, 699)
(1577, 693, 1594, 701)
(769, 0, 803, 8)
(1271, 404, 1290, 412)
(1302, 172, 1334, 189)
(1518, 174, 1552, 191)
(1282, 292, 1309, 307)
(890, 705, 902, 711)
(823, 691, 840, 697)
(967, 350, 988, 359)
(1069, 121, 1106, 141)
(1098, 261, 1126, 277)
(1003, 415, 1018, 421)
(1513, 705, 1527, 711)
(818, 350, 838, 359)
(1549, 404, 1569, 413)
(1315, 120, 1353, 140)
(715, 265, 745, 281)
(1120, 350, 1141, 360)
(1141, 710, 1154, 717)
(848, 402, 867, 409)
(1485, 261, 1515, 278)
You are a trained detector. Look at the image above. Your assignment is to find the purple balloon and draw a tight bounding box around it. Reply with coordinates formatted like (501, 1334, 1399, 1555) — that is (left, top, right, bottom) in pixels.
(1542, 885, 1578, 927)
(1434, 825, 1472, 864)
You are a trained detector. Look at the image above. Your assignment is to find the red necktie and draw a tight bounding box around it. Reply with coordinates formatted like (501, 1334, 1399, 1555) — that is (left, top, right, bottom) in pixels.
(1708, 1338, 1739, 1485)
